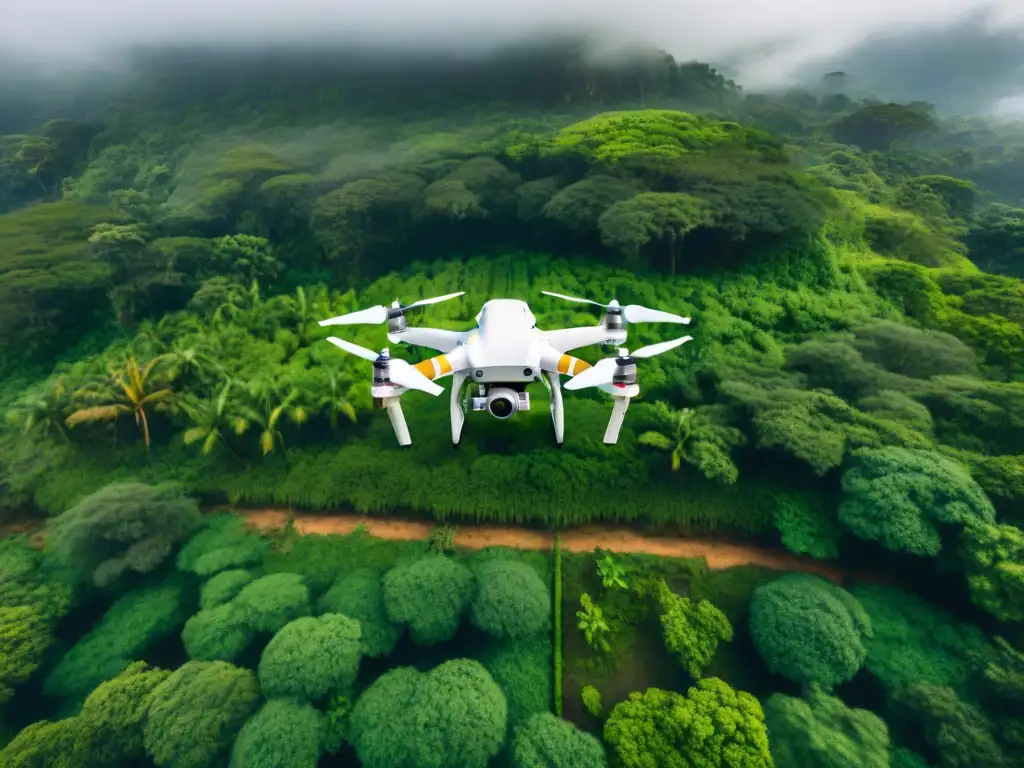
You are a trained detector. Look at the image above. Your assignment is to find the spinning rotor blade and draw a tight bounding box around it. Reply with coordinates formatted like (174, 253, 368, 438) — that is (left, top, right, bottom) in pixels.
(325, 337, 443, 396)
(541, 291, 689, 325)
(404, 291, 465, 309)
(632, 335, 693, 358)
(319, 292, 465, 327)
(325, 336, 379, 362)
(622, 305, 689, 325)
(541, 290, 606, 308)
(319, 305, 389, 327)
(563, 359, 618, 391)
(562, 335, 693, 391)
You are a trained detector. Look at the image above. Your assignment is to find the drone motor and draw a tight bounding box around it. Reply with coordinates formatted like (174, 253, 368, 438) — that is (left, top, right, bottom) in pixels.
(612, 349, 638, 386)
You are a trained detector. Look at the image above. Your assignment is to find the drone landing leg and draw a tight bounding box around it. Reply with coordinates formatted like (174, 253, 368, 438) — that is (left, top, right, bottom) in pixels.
(383, 397, 412, 447)
(602, 384, 640, 445)
(450, 371, 469, 445)
(542, 370, 564, 445)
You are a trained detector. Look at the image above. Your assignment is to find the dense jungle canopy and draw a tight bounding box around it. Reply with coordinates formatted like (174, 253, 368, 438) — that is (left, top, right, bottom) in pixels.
(0, 38, 1022, 768)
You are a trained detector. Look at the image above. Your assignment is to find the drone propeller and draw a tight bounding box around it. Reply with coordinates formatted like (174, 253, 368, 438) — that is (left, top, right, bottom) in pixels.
(319, 292, 465, 327)
(325, 337, 444, 396)
(563, 335, 693, 391)
(541, 290, 689, 325)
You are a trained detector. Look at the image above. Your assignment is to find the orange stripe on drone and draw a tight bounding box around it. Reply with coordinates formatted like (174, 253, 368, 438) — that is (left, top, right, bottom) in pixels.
(557, 354, 591, 375)
(413, 355, 452, 380)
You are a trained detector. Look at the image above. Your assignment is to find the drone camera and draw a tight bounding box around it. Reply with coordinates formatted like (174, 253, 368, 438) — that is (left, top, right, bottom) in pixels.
(471, 385, 530, 419)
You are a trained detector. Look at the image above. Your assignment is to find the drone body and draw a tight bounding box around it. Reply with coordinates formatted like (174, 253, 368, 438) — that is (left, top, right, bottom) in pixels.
(318, 292, 692, 447)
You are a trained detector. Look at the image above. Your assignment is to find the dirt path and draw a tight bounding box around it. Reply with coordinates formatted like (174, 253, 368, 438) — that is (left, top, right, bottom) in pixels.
(241, 509, 845, 583)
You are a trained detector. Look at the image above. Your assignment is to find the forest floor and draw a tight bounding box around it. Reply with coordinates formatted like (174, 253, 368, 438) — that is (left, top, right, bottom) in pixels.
(241, 508, 847, 583)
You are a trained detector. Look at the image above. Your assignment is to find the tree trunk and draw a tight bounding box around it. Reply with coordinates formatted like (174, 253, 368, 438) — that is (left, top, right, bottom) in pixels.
(669, 235, 677, 276)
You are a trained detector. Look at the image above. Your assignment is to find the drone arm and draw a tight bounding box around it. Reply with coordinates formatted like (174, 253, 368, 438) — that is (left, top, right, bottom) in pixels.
(539, 344, 592, 378)
(388, 327, 469, 354)
(542, 325, 627, 355)
(412, 347, 468, 382)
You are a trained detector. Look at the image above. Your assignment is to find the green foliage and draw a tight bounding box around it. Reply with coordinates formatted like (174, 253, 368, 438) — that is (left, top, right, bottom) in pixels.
(43, 578, 190, 705)
(72, 661, 170, 766)
(181, 602, 253, 662)
(478, 635, 552, 730)
(655, 579, 733, 679)
(838, 448, 996, 557)
(229, 699, 323, 768)
(46, 481, 203, 588)
(636, 402, 744, 483)
(176, 514, 270, 577)
(603, 678, 774, 768)
(891, 684, 1009, 768)
(348, 659, 508, 768)
(582, 685, 603, 717)
(257, 613, 361, 701)
(200, 569, 255, 610)
(763, 685, 891, 768)
(470, 558, 551, 641)
(576, 593, 611, 653)
(891, 747, 933, 768)
(317, 568, 400, 657)
(0, 718, 81, 768)
(771, 493, 841, 560)
(850, 584, 991, 699)
(596, 553, 629, 590)
(0, 605, 50, 704)
(553, 531, 563, 717)
(512, 711, 609, 768)
(749, 574, 871, 690)
(143, 660, 261, 768)
(230, 572, 311, 634)
(960, 521, 1024, 623)
(382, 554, 474, 645)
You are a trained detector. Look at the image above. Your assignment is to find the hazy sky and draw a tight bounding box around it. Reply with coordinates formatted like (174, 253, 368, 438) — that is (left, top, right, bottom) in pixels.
(2, 0, 1023, 89)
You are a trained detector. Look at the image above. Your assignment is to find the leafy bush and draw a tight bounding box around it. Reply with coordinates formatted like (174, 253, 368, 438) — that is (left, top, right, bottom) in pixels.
(763, 684, 891, 768)
(200, 569, 255, 610)
(838, 447, 996, 556)
(749, 574, 871, 690)
(349, 659, 508, 768)
(603, 679, 773, 768)
(143, 660, 261, 768)
(382, 555, 474, 645)
(177, 514, 269, 577)
(318, 568, 400, 657)
(470, 559, 551, 641)
(229, 699, 323, 768)
(655, 580, 733, 679)
(512, 711, 608, 767)
(582, 685, 603, 717)
(47, 481, 203, 588)
(257, 613, 362, 701)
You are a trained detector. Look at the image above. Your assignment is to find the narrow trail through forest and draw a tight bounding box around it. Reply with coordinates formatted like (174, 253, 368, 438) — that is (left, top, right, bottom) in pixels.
(241, 509, 848, 583)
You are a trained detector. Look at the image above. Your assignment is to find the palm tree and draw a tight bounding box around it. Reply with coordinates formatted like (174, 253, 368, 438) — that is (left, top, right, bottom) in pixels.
(236, 379, 308, 455)
(65, 356, 174, 451)
(298, 370, 357, 430)
(7, 376, 73, 444)
(180, 381, 239, 457)
(637, 404, 693, 472)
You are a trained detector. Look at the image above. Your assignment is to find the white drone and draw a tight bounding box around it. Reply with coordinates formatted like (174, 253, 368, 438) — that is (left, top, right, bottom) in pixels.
(317, 291, 693, 447)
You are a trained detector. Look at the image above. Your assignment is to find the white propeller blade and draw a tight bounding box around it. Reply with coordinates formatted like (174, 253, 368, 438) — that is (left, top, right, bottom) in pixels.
(623, 306, 689, 325)
(564, 359, 618, 390)
(325, 336, 379, 362)
(562, 335, 693, 391)
(325, 337, 443, 396)
(405, 291, 465, 308)
(541, 290, 606, 308)
(632, 335, 693, 358)
(318, 292, 465, 327)
(541, 291, 689, 324)
(319, 305, 389, 327)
